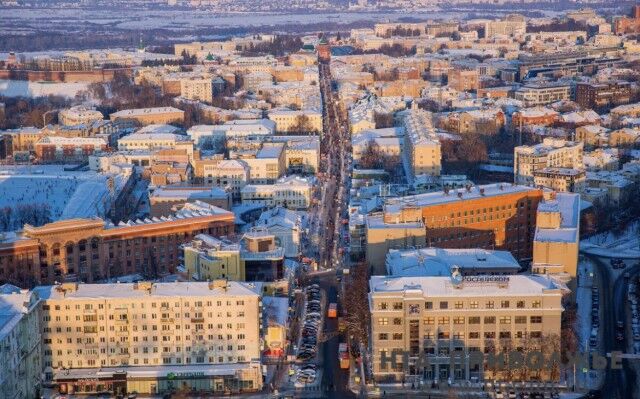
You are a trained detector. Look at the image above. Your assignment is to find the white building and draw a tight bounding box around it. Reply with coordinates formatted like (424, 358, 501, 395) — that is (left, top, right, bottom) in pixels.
(256, 207, 305, 258)
(203, 159, 250, 200)
(514, 138, 584, 185)
(514, 83, 571, 107)
(241, 175, 314, 210)
(0, 285, 42, 399)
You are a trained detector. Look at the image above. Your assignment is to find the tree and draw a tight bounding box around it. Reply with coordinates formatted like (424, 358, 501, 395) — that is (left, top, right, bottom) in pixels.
(342, 262, 371, 349)
(292, 114, 313, 133)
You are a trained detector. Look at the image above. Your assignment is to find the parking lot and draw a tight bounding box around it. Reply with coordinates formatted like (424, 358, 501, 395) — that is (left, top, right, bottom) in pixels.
(291, 284, 325, 386)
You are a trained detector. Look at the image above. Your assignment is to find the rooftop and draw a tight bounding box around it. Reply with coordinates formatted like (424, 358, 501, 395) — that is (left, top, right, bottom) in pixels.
(370, 274, 563, 298)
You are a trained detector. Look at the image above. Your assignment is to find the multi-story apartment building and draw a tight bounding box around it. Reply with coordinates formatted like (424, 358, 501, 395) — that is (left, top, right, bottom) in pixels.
(0, 127, 43, 156)
(447, 68, 479, 92)
(0, 285, 42, 399)
(533, 167, 586, 193)
(58, 106, 104, 126)
(180, 76, 214, 103)
(35, 136, 108, 162)
(514, 138, 584, 185)
(35, 280, 263, 395)
(402, 110, 442, 179)
(149, 185, 232, 217)
(369, 274, 564, 383)
(0, 202, 235, 286)
(514, 83, 571, 107)
(532, 192, 580, 281)
(110, 107, 185, 126)
(240, 143, 287, 184)
(202, 159, 250, 200)
(484, 15, 526, 38)
(117, 130, 193, 154)
(575, 81, 632, 111)
(366, 183, 543, 272)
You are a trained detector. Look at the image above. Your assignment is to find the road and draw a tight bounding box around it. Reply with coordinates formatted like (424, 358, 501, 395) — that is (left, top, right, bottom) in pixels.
(590, 255, 640, 398)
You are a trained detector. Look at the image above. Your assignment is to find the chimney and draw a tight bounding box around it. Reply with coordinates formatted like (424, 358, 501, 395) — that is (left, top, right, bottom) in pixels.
(479, 188, 485, 196)
(457, 192, 463, 199)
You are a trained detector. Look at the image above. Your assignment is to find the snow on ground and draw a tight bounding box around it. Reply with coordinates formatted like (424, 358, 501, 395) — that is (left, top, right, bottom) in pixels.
(0, 79, 89, 98)
(0, 165, 111, 231)
(580, 220, 640, 259)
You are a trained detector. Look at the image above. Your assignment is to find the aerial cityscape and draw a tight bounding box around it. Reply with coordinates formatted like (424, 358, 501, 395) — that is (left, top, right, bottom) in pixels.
(0, 1, 640, 398)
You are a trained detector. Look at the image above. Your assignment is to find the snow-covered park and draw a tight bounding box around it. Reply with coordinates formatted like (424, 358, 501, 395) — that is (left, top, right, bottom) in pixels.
(580, 220, 640, 259)
(0, 166, 114, 231)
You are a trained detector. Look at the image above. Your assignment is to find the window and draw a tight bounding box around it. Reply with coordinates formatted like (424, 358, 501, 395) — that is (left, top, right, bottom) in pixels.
(425, 301, 433, 309)
(516, 301, 525, 309)
(532, 300, 541, 309)
(437, 316, 449, 325)
(486, 301, 494, 309)
(392, 333, 403, 340)
(515, 316, 527, 324)
(469, 332, 480, 339)
(530, 331, 542, 338)
(499, 331, 511, 339)
(454, 301, 463, 309)
(500, 300, 510, 309)
(393, 318, 402, 325)
(499, 316, 511, 325)
(469, 301, 479, 309)
(392, 302, 403, 310)
(453, 317, 465, 325)
(378, 318, 388, 326)
(378, 302, 388, 310)
(530, 316, 542, 324)
(484, 316, 495, 324)
(484, 331, 496, 339)
(423, 317, 435, 325)
(439, 301, 448, 309)
(378, 333, 388, 340)
(468, 317, 480, 324)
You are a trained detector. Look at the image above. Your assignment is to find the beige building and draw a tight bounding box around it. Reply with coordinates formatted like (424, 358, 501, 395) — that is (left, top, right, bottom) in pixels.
(514, 138, 584, 186)
(180, 76, 214, 103)
(533, 167, 586, 193)
(203, 159, 250, 200)
(402, 110, 442, 178)
(268, 108, 323, 134)
(532, 192, 580, 280)
(484, 15, 527, 38)
(369, 274, 564, 383)
(447, 68, 479, 92)
(110, 107, 185, 126)
(149, 186, 232, 217)
(59, 106, 104, 126)
(35, 281, 263, 395)
(0, 285, 42, 399)
(514, 83, 571, 107)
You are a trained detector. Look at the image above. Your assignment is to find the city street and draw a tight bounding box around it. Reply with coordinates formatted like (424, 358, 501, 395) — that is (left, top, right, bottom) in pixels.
(589, 254, 640, 399)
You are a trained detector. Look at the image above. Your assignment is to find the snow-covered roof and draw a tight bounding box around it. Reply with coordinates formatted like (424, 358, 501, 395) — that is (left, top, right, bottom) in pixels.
(33, 280, 261, 300)
(386, 247, 520, 277)
(0, 288, 37, 342)
(535, 192, 580, 243)
(370, 274, 563, 298)
(110, 106, 183, 118)
(383, 183, 539, 214)
(262, 296, 289, 327)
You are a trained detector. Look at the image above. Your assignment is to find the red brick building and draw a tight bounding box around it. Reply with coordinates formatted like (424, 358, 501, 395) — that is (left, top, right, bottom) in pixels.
(35, 136, 107, 162)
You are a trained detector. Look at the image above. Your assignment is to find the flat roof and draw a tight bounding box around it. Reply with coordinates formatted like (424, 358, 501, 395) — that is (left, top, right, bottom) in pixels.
(384, 183, 539, 213)
(370, 274, 562, 298)
(34, 281, 261, 300)
(386, 247, 520, 277)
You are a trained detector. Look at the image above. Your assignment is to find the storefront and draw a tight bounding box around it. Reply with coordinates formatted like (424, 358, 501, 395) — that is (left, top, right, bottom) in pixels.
(54, 370, 127, 396)
(53, 363, 263, 395)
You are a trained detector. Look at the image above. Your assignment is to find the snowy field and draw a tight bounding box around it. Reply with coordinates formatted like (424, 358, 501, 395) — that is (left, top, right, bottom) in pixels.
(0, 166, 112, 231)
(0, 79, 89, 98)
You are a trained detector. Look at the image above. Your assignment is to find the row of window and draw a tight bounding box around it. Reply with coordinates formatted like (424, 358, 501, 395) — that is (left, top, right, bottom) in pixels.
(379, 315, 543, 326)
(377, 300, 542, 311)
(43, 299, 246, 311)
(378, 330, 543, 341)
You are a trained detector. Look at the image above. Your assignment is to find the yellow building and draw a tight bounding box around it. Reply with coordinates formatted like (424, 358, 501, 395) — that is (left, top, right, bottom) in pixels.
(403, 109, 442, 178)
(268, 108, 323, 134)
(532, 192, 580, 280)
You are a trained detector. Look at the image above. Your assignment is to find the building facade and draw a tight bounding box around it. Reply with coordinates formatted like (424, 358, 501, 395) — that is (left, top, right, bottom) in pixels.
(369, 274, 563, 383)
(35, 280, 263, 395)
